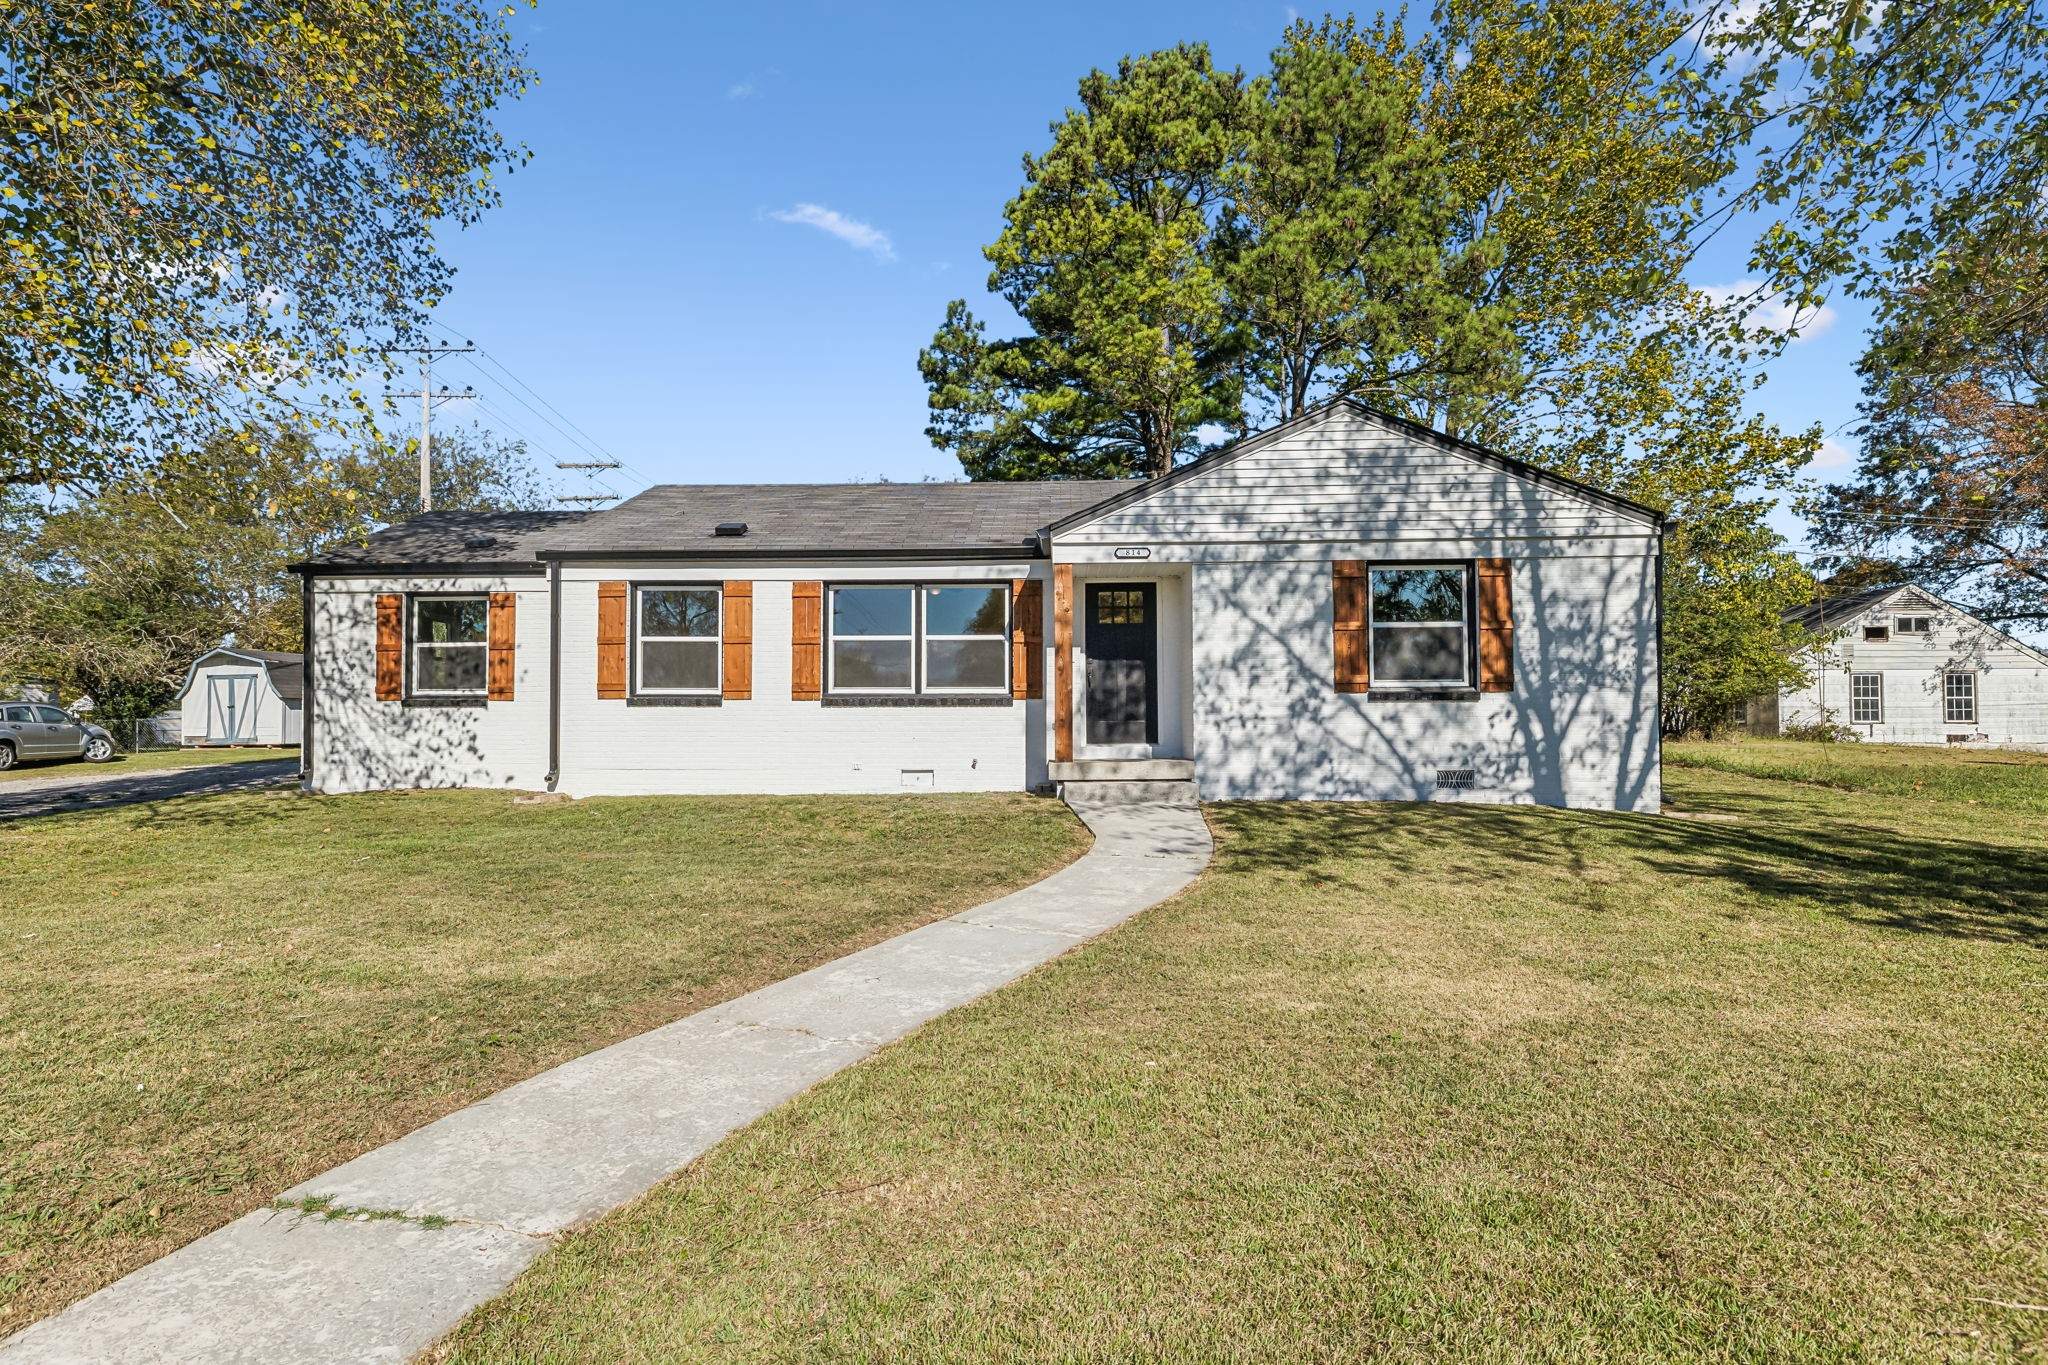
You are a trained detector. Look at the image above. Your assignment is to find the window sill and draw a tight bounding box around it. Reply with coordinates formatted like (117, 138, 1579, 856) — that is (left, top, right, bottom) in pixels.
(627, 695, 723, 707)
(1366, 687, 1482, 702)
(403, 696, 486, 708)
(821, 695, 1015, 708)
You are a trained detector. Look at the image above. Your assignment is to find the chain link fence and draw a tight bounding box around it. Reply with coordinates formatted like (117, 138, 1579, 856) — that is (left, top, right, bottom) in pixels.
(128, 716, 183, 752)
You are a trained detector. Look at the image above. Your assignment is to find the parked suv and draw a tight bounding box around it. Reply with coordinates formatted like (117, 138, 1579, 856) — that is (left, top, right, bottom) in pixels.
(0, 704, 116, 770)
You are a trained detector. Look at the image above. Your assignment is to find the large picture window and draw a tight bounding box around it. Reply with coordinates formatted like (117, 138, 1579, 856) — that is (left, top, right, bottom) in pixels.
(829, 584, 1009, 695)
(1945, 671, 1977, 724)
(411, 595, 488, 696)
(1850, 672, 1882, 724)
(636, 586, 721, 694)
(1369, 566, 1470, 687)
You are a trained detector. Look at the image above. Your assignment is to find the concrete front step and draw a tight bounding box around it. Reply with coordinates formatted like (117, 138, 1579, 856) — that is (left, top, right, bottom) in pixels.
(1060, 778, 1200, 808)
(1048, 759, 1196, 782)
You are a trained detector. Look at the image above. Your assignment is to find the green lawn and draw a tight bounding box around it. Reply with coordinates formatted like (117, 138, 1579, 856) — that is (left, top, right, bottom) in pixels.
(1669, 738, 2048, 815)
(0, 788, 1084, 1331)
(442, 754, 2048, 1363)
(0, 745, 297, 784)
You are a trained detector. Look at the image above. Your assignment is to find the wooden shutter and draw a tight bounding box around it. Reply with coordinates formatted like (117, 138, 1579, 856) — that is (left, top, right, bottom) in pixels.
(1052, 565, 1074, 761)
(374, 593, 403, 702)
(487, 592, 517, 701)
(792, 582, 823, 701)
(1333, 561, 1368, 693)
(722, 581, 753, 700)
(1011, 578, 1044, 701)
(1477, 557, 1514, 693)
(597, 581, 627, 699)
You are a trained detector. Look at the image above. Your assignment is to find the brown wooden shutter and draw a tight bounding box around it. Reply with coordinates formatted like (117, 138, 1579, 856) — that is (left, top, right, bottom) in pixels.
(597, 581, 627, 699)
(722, 581, 753, 700)
(792, 582, 823, 701)
(1333, 561, 1368, 693)
(1477, 557, 1514, 693)
(374, 593, 403, 702)
(1052, 565, 1074, 761)
(487, 592, 517, 701)
(1011, 578, 1044, 701)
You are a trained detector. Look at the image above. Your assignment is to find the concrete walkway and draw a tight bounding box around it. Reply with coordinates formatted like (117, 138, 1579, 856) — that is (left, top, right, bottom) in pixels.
(0, 798, 1211, 1364)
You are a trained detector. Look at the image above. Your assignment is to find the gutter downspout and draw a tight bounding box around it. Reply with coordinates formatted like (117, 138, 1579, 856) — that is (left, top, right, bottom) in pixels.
(298, 569, 315, 790)
(545, 558, 563, 791)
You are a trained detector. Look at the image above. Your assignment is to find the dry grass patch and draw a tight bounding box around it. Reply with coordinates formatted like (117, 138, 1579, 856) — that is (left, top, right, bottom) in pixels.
(0, 786, 1084, 1332)
(0, 746, 296, 784)
(443, 764, 2047, 1364)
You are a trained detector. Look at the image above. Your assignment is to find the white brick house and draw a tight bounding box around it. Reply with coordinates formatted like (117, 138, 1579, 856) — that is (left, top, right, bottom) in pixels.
(1753, 584, 2048, 746)
(292, 402, 1667, 811)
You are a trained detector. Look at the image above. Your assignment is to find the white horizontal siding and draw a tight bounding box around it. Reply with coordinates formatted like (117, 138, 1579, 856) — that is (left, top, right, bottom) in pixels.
(1184, 550, 1661, 811)
(1059, 406, 1653, 552)
(1779, 601, 2048, 744)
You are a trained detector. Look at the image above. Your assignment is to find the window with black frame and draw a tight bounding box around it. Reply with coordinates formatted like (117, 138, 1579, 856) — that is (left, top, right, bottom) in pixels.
(1368, 566, 1471, 688)
(410, 596, 489, 697)
(636, 586, 721, 694)
(828, 584, 1008, 695)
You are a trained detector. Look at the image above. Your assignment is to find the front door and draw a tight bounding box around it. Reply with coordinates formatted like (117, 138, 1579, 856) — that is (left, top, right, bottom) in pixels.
(207, 675, 258, 743)
(1085, 582, 1158, 746)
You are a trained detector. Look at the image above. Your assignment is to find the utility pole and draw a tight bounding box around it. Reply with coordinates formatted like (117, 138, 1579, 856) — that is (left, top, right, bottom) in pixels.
(387, 340, 476, 512)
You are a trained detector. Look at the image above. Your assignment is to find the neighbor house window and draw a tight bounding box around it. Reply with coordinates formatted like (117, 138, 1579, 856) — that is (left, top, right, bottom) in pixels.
(636, 585, 721, 694)
(1850, 673, 1882, 724)
(828, 584, 1009, 695)
(1369, 565, 1470, 687)
(1945, 671, 1977, 724)
(411, 595, 488, 696)
(1895, 615, 1932, 635)
(1863, 623, 1890, 641)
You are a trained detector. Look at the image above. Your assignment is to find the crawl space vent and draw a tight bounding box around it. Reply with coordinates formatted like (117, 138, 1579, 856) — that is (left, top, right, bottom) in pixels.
(1436, 768, 1478, 790)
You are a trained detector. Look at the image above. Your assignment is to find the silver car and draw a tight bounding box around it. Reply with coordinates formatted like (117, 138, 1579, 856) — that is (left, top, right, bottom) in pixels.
(0, 703, 116, 770)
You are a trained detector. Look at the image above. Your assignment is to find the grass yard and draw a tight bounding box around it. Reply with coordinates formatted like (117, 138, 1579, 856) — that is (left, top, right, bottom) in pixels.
(0, 745, 298, 784)
(0, 787, 1085, 1332)
(1670, 738, 2048, 815)
(443, 749, 2048, 1364)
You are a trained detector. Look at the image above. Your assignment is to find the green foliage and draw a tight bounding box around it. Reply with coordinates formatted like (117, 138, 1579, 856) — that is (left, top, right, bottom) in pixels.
(0, 0, 534, 487)
(1810, 224, 2048, 629)
(1659, 509, 1817, 737)
(0, 426, 548, 716)
(922, 45, 1251, 479)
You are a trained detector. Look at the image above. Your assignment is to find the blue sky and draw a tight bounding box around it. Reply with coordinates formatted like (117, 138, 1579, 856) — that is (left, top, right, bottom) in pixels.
(417, 0, 1868, 551)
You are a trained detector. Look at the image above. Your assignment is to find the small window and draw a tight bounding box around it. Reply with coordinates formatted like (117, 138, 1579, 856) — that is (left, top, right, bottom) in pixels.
(922, 585, 1009, 692)
(411, 595, 489, 696)
(1369, 566, 1470, 687)
(1850, 673, 1882, 724)
(34, 706, 72, 723)
(1095, 589, 1146, 625)
(1944, 671, 1977, 724)
(1895, 615, 1932, 635)
(2, 705, 34, 723)
(1863, 624, 1890, 641)
(636, 586, 721, 694)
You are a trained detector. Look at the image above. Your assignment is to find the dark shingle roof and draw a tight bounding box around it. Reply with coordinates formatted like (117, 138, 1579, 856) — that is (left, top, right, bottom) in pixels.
(533, 482, 1136, 558)
(293, 510, 592, 571)
(1782, 584, 1909, 634)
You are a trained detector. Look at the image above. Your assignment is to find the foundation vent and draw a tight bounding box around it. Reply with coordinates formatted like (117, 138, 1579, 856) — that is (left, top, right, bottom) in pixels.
(1436, 768, 1478, 790)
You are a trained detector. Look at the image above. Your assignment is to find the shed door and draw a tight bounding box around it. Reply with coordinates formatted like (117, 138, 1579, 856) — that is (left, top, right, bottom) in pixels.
(207, 675, 259, 743)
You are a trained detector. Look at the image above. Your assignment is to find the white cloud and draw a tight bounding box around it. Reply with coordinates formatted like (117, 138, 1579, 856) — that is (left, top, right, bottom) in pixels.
(768, 203, 895, 260)
(726, 81, 755, 100)
(1699, 278, 1838, 341)
(1811, 438, 1857, 471)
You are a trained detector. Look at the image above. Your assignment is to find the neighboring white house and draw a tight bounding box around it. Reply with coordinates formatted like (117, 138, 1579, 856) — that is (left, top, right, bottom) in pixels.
(291, 401, 1667, 811)
(173, 648, 304, 746)
(1752, 584, 2048, 746)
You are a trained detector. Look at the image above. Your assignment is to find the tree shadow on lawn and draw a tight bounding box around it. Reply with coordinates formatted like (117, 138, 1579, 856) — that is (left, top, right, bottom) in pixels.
(1210, 788, 2048, 947)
